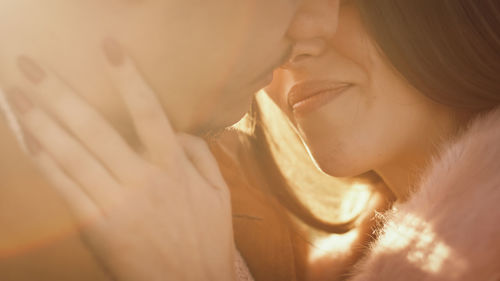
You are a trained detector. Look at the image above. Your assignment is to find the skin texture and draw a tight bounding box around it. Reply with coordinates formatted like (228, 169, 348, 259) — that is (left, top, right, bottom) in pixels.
(0, 0, 301, 134)
(268, 2, 468, 201)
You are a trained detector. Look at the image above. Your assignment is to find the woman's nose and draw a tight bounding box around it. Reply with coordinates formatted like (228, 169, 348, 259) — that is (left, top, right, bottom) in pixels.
(284, 0, 339, 68)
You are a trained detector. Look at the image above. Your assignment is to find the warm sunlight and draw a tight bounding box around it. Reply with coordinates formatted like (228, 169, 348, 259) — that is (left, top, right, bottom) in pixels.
(1, 1, 498, 280)
(309, 229, 358, 262)
(308, 183, 371, 262)
(377, 213, 467, 276)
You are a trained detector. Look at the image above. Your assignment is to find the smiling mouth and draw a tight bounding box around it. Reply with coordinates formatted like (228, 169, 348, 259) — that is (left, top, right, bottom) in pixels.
(288, 81, 352, 115)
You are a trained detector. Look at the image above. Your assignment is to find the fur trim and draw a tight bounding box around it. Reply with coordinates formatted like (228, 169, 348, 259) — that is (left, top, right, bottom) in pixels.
(348, 107, 500, 281)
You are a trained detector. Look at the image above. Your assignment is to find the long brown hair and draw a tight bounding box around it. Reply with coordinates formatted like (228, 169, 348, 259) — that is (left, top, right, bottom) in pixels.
(356, 0, 500, 110)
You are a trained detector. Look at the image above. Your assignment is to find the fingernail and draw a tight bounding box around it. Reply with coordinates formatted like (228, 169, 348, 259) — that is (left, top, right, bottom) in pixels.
(5, 88, 33, 115)
(17, 56, 46, 84)
(23, 130, 42, 154)
(102, 37, 124, 67)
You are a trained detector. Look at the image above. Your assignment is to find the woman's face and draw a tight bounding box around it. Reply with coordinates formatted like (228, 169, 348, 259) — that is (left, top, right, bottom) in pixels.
(267, 3, 462, 179)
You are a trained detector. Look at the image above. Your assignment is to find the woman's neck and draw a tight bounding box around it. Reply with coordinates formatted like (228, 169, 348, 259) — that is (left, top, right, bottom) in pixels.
(375, 162, 424, 202)
(374, 110, 474, 202)
(375, 140, 445, 202)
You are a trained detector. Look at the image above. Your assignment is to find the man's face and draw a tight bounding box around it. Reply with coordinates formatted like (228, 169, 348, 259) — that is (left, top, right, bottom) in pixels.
(0, 0, 332, 135)
(110, 0, 302, 133)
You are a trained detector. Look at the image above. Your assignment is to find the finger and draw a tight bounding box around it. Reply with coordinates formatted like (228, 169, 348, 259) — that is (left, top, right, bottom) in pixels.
(28, 139, 104, 223)
(177, 133, 228, 190)
(16, 56, 142, 183)
(6, 89, 121, 207)
(101, 38, 182, 168)
(0, 87, 29, 153)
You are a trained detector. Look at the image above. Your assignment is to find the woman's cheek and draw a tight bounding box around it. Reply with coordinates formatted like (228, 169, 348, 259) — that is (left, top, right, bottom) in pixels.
(293, 98, 376, 176)
(265, 70, 295, 120)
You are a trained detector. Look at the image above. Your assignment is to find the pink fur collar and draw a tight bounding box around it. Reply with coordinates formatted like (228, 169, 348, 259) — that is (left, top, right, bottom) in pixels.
(349, 107, 500, 281)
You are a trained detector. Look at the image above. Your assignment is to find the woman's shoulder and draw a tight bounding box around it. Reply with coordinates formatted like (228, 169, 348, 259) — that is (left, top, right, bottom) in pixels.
(349, 106, 500, 281)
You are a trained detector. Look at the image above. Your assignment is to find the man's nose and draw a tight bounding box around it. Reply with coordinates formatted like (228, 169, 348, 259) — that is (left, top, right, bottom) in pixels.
(284, 0, 340, 68)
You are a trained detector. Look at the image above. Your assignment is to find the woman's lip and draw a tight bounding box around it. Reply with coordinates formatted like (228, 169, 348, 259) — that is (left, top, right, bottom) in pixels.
(288, 81, 352, 114)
